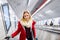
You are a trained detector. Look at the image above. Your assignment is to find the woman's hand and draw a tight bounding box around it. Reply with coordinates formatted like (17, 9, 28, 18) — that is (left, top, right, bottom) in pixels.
(4, 36, 11, 39)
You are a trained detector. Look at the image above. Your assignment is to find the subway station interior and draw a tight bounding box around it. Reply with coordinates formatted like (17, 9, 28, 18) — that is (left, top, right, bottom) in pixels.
(0, 0, 60, 40)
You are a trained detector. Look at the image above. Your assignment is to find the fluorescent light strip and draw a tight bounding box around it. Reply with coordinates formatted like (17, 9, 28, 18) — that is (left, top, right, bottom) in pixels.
(32, 0, 51, 16)
(45, 10, 53, 14)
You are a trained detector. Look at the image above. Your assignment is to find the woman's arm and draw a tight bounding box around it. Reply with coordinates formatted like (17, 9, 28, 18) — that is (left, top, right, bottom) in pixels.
(32, 20, 36, 38)
(11, 21, 22, 38)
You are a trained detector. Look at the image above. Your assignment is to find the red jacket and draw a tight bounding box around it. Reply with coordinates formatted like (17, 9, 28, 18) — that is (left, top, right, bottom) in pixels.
(11, 21, 36, 40)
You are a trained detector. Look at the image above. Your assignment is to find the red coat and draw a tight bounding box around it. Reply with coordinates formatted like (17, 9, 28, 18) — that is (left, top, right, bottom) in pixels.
(11, 20, 36, 40)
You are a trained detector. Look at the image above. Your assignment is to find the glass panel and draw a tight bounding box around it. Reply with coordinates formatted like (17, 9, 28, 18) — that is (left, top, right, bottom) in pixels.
(2, 3, 11, 33)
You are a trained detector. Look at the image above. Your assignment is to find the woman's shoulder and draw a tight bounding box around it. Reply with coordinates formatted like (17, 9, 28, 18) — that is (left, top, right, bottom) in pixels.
(17, 19, 22, 24)
(32, 19, 36, 24)
(18, 19, 25, 25)
(18, 19, 22, 22)
(32, 18, 36, 23)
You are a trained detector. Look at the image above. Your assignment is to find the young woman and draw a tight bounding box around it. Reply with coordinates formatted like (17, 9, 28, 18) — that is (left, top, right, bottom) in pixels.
(5, 11, 36, 40)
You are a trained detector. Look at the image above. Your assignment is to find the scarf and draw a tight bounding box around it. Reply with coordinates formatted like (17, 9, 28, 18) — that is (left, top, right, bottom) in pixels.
(20, 19, 33, 28)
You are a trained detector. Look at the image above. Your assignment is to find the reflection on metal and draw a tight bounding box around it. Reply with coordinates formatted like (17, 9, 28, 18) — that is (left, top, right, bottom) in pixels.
(32, 0, 51, 16)
(2, 3, 11, 34)
(31, 0, 47, 14)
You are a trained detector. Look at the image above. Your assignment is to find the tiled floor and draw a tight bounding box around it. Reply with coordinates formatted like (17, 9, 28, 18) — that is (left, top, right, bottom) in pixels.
(36, 29, 60, 40)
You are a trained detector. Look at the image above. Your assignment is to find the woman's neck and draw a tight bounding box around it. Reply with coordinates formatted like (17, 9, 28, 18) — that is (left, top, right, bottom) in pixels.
(25, 19, 29, 22)
(26, 20, 29, 23)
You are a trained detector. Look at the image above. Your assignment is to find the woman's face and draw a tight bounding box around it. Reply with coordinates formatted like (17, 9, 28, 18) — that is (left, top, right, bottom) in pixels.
(23, 13, 30, 21)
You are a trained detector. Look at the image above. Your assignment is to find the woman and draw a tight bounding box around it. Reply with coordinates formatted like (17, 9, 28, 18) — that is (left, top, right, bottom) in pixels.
(5, 11, 36, 40)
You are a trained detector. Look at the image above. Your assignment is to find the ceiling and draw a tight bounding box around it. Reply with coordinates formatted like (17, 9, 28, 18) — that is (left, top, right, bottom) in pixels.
(7, 0, 47, 19)
(7, 0, 38, 18)
(7, 0, 60, 21)
(7, 0, 28, 19)
(33, 0, 60, 21)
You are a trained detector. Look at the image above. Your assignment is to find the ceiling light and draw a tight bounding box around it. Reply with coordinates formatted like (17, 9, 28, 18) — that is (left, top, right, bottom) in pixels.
(39, 14, 44, 17)
(0, 0, 2, 4)
(45, 10, 54, 14)
(28, 0, 32, 6)
(32, 0, 51, 16)
(0, 0, 7, 4)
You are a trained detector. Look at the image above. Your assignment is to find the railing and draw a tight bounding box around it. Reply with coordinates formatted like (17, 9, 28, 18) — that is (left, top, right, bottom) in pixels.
(35, 25, 60, 34)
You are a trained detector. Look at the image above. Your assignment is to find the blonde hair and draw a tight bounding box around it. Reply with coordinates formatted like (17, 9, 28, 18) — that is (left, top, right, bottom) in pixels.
(21, 11, 32, 22)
